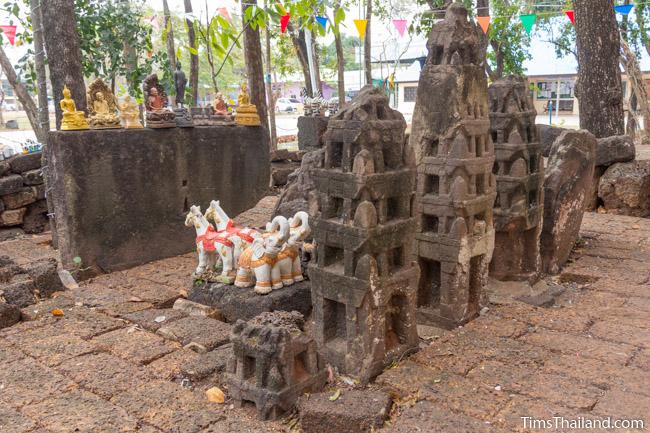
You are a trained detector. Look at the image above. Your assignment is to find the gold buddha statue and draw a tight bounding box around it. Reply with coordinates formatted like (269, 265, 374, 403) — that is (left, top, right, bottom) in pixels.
(234, 83, 261, 126)
(213, 93, 229, 116)
(60, 85, 89, 131)
(119, 95, 144, 129)
(87, 78, 122, 129)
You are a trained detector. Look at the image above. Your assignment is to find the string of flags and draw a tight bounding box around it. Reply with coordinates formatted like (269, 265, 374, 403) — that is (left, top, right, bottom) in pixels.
(0, 25, 16, 45)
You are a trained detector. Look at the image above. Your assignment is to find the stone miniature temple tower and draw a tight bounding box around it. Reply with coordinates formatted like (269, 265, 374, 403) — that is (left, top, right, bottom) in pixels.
(488, 76, 544, 281)
(225, 311, 326, 420)
(309, 85, 419, 383)
(409, 2, 496, 329)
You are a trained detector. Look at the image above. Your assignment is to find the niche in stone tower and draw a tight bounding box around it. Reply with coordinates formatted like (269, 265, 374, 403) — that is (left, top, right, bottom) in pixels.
(417, 258, 441, 308)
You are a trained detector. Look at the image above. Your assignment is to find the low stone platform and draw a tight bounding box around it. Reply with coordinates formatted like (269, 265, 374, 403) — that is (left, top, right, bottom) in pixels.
(188, 280, 312, 323)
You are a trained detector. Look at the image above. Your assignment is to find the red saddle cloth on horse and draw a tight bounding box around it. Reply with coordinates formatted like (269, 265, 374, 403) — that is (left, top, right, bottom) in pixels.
(196, 220, 258, 251)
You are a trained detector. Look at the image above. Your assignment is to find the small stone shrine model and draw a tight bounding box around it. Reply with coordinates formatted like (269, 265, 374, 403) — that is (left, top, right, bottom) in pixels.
(409, 3, 496, 328)
(309, 85, 419, 383)
(488, 76, 544, 281)
(225, 311, 327, 420)
(234, 83, 261, 126)
(119, 96, 144, 129)
(59, 85, 89, 131)
(142, 73, 176, 128)
(172, 63, 193, 127)
(190, 106, 213, 126)
(86, 78, 121, 129)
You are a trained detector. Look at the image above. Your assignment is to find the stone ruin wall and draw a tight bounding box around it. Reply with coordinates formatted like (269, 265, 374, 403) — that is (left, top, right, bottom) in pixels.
(309, 86, 419, 383)
(0, 152, 49, 236)
(409, 3, 496, 329)
(488, 76, 544, 282)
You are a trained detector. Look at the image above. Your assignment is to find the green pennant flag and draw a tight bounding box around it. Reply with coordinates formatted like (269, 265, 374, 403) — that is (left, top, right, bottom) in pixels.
(520, 14, 536, 35)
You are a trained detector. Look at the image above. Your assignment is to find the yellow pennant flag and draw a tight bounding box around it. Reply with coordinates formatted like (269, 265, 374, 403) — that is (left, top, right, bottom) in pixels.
(353, 19, 368, 40)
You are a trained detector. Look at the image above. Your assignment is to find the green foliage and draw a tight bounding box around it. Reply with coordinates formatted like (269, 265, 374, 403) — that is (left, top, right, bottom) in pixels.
(320, 34, 361, 71)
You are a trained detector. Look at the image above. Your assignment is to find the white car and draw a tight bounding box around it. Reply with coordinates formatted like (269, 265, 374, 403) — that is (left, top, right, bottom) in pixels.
(275, 98, 302, 113)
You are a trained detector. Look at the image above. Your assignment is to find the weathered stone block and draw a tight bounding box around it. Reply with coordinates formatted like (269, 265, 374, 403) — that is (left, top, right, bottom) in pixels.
(298, 390, 392, 433)
(24, 258, 64, 298)
(156, 316, 231, 352)
(0, 302, 20, 329)
(2, 279, 36, 308)
(541, 130, 596, 274)
(0, 174, 24, 196)
(8, 152, 42, 173)
(0, 208, 27, 227)
(537, 124, 567, 157)
(598, 160, 650, 217)
(188, 280, 312, 323)
(22, 200, 49, 234)
(596, 135, 636, 167)
(31, 183, 46, 200)
(21, 168, 43, 186)
(297, 115, 329, 151)
(0, 161, 10, 176)
(273, 149, 323, 218)
(45, 127, 270, 273)
(2, 188, 36, 209)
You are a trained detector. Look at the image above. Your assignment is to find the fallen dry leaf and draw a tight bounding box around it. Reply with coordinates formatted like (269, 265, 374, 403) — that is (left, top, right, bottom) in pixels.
(51, 309, 65, 317)
(206, 387, 225, 404)
(329, 389, 341, 401)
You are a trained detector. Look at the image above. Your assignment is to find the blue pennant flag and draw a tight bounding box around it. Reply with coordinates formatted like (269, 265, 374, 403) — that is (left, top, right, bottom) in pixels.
(316, 16, 328, 30)
(614, 4, 634, 14)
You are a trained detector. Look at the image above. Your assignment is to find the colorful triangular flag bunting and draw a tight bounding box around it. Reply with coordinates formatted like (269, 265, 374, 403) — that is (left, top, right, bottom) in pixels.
(217, 7, 231, 22)
(565, 10, 575, 25)
(280, 14, 290, 33)
(353, 19, 368, 40)
(316, 16, 328, 30)
(0, 25, 16, 45)
(477, 16, 491, 34)
(519, 14, 536, 35)
(614, 4, 634, 14)
(392, 19, 407, 37)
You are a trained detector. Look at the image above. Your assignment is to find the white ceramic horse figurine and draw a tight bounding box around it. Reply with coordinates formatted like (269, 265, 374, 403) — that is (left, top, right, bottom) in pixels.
(185, 205, 218, 276)
(204, 200, 261, 283)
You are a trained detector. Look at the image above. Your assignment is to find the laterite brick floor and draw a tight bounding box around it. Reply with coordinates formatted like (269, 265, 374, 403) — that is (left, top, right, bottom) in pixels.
(1, 199, 649, 432)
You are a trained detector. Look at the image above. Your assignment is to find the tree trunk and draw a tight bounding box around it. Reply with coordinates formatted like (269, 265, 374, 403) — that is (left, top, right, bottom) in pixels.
(621, 39, 650, 139)
(334, 23, 346, 107)
(41, 0, 87, 130)
(264, 0, 277, 150)
(184, 0, 199, 105)
(241, 0, 269, 146)
(31, 0, 50, 140)
(363, 0, 372, 85)
(162, 0, 176, 71)
(0, 45, 45, 141)
(312, 37, 323, 95)
(574, 0, 624, 138)
(290, 27, 313, 97)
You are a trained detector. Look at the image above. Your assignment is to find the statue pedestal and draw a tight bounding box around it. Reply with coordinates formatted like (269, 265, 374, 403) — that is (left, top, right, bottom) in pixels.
(173, 107, 194, 128)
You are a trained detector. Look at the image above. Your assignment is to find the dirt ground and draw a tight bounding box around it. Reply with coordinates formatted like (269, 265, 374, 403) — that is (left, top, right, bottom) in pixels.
(1, 204, 649, 432)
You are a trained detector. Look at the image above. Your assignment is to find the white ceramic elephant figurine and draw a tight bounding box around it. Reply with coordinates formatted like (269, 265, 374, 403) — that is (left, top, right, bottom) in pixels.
(204, 200, 260, 283)
(185, 205, 219, 277)
(235, 216, 290, 295)
(276, 211, 310, 286)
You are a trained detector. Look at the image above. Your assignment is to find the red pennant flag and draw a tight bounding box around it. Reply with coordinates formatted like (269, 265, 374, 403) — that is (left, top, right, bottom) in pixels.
(0, 25, 16, 45)
(565, 10, 575, 25)
(280, 14, 290, 33)
(476, 16, 491, 34)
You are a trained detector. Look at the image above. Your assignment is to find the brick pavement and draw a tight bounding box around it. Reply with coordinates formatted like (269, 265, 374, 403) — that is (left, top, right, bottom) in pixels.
(1, 201, 649, 432)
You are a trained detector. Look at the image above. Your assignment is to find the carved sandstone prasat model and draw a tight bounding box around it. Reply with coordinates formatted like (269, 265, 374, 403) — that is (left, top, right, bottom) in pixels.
(87, 78, 121, 129)
(119, 96, 144, 129)
(234, 83, 261, 126)
(60, 85, 89, 131)
(142, 73, 176, 128)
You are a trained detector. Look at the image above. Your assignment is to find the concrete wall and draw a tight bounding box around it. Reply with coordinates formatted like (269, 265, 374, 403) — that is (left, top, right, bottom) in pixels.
(45, 126, 270, 273)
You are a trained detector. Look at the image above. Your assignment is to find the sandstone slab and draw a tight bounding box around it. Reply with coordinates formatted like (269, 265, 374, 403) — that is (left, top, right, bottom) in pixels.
(598, 160, 650, 217)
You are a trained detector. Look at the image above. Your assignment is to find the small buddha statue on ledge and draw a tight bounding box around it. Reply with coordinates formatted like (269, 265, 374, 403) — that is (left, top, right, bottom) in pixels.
(119, 95, 144, 129)
(234, 83, 261, 126)
(142, 73, 176, 128)
(87, 78, 121, 129)
(213, 93, 229, 116)
(60, 85, 89, 131)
